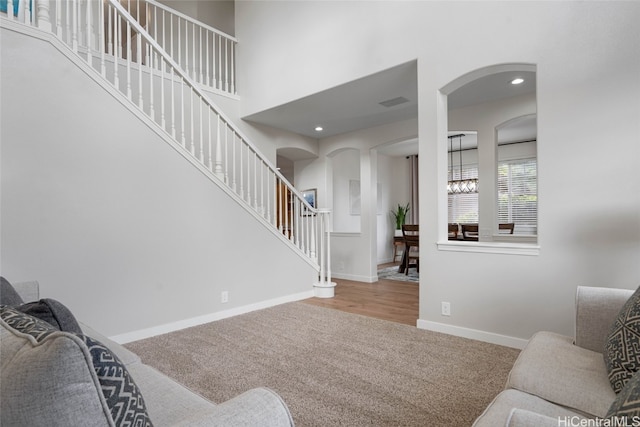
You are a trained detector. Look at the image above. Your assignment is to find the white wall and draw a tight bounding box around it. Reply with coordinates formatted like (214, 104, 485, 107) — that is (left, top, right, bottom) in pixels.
(235, 1, 640, 346)
(0, 26, 316, 338)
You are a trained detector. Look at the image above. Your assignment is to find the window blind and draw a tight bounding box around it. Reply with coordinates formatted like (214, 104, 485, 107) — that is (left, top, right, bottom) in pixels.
(498, 158, 537, 234)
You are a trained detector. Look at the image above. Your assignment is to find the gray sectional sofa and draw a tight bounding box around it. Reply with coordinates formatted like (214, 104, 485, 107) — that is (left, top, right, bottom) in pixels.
(1, 280, 294, 426)
(473, 286, 639, 427)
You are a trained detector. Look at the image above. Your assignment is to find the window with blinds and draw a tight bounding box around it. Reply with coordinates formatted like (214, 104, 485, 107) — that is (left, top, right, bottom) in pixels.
(448, 164, 479, 223)
(498, 158, 537, 235)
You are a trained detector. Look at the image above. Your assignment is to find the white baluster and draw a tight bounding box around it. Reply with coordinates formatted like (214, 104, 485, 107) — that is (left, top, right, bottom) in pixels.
(36, 0, 52, 31)
(191, 23, 196, 80)
(113, 8, 118, 89)
(65, 0, 70, 44)
(253, 152, 258, 210)
(207, 109, 212, 170)
(177, 18, 181, 74)
(85, 0, 92, 62)
(217, 35, 222, 90)
(189, 90, 193, 154)
(198, 27, 203, 84)
(224, 125, 228, 184)
(205, 32, 210, 87)
(214, 115, 223, 179)
(126, 21, 132, 100)
(224, 38, 229, 92)
(149, 46, 155, 120)
(6, 0, 14, 20)
(278, 180, 283, 232)
(239, 142, 244, 200)
(246, 148, 251, 203)
(231, 132, 236, 192)
(71, 0, 78, 51)
(180, 80, 185, 147)
(55, 0, 62, 37)
(199, 100, 203, 162)
(260, 162, 265, 217)
(170, 67, 176, 138)
(99, 0, 105, 76)
(160, 57, 166, 130)
(137, 32, 142, 107)
(230, 41, 235, 94)
(283, 185, 289, 236)
(107, 3, 112, 55)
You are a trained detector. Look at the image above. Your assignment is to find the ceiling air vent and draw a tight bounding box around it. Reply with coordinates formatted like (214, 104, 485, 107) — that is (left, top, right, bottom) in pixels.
(379, 97, 409, 108)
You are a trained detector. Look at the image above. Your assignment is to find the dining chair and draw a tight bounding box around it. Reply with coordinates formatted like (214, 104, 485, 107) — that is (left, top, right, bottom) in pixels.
(499, 223, 515, 234)
(448, 223, 459, 240)
(402, 224, 419, 275)
(461, 223, 479, 241)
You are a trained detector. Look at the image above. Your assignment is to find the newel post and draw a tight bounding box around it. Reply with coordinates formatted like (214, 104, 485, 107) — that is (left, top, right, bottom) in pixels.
(36, 0, 52, 31)
(313, 209, 336, 298)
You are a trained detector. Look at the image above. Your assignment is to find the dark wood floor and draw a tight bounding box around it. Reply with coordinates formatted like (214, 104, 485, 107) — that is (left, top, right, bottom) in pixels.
(302, 262, 419, 326)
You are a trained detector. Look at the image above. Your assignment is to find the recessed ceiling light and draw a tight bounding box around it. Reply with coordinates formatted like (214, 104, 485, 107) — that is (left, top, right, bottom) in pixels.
(511, 78, 524, 85)
(315, 126, 324, 132)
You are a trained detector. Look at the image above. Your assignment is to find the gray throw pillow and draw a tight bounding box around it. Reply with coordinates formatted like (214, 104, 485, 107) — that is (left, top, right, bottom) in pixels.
(605, 286, 640, 393)
(0, 277, 24, 306)
(16, 299, 82, 334)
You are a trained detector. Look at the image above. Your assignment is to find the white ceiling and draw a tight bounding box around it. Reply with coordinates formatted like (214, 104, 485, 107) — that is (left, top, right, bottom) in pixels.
(244, 62, 536, 159)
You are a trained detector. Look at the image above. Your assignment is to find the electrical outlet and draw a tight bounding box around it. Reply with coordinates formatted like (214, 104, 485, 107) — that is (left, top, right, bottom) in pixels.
(441, 301, 451, 316)
(221, 291, 229, 303)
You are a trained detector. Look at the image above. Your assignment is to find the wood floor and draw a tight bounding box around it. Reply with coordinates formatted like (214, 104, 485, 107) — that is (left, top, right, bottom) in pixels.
(302, 262, 419, 326)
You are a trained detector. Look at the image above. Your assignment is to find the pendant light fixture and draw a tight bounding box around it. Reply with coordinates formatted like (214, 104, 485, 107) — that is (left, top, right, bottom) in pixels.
(447, 134, 478, 194)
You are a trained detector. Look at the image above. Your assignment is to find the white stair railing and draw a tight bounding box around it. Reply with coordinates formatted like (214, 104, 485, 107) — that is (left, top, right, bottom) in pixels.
(2, 0, 334, 294)
(119, 0, 236, 95)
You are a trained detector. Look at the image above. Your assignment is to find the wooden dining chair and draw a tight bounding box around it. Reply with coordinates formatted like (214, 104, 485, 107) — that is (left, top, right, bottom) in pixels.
(461, 223, 479, 241)
(448, 223, 459, 240)
(499, 223, 515, 234)
(402, 224, 419, 275)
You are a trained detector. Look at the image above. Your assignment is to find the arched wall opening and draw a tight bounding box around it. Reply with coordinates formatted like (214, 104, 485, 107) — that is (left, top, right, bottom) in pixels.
(440, 63, 538, 247)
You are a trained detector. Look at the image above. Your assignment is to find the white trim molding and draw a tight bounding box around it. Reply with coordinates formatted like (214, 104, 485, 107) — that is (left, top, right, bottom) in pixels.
(437, 240, 540, 256)
(417, 319, 528, 349)
(110, 290, 314, 344)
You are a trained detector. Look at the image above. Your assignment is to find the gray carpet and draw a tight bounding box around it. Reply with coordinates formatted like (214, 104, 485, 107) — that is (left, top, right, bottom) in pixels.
(126, 302, 519, 426)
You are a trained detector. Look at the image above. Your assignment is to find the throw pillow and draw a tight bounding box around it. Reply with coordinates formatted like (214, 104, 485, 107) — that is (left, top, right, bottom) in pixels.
(606, 369, 640, 421)
(80, 334, 154, 426)
(0, 306, 154, 426)
(0, 277, 24, 306)
(16, 298, 82, 334)
(605, 286, 640, 393)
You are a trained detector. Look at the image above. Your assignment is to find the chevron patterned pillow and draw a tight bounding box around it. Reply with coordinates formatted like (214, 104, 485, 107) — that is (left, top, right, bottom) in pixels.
(605, 286, 640, 393)
(79, 334, 153, 427)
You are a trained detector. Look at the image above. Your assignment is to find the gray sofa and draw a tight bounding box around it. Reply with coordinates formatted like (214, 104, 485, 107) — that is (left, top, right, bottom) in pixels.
(1, 280, 294, 426)
(473, 286, 635, 427)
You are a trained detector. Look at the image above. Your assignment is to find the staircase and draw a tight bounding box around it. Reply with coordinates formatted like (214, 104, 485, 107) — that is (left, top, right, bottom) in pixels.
(2, 0, 335, 297)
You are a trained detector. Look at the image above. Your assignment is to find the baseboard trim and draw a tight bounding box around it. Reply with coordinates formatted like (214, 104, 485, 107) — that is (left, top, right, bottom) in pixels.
(417, 319, 528, 349)
(331, 272, 377, 283)
(110, 290, 315, 344)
